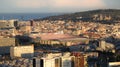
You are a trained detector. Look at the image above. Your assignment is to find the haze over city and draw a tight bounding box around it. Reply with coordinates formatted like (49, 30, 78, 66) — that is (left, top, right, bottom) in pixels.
(0, 0, 120, 13)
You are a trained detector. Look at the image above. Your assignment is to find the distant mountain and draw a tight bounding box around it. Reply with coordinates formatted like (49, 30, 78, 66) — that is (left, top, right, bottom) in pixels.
(35, 9, 120, 24)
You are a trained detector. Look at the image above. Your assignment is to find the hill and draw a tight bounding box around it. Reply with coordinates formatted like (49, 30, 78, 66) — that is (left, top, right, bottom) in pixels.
(35, 9, 120, 24)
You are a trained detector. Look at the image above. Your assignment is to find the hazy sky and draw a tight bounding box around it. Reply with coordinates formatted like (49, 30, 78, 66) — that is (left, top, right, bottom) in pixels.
(0, 0, 120, 13)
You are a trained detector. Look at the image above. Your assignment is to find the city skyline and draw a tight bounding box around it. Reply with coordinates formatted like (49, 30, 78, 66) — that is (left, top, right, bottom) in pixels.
(0, 0, 120, 13)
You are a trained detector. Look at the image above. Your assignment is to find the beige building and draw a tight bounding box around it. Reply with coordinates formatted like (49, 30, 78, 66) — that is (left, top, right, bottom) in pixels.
(0, 38, 15, 46)
(18, 26, 31, 34)
(0, 38, 15, 54)
(10, 45, 34, 58)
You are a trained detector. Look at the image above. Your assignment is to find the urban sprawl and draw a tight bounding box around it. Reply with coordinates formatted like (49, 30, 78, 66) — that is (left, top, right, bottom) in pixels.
(0, 14, 120, 67)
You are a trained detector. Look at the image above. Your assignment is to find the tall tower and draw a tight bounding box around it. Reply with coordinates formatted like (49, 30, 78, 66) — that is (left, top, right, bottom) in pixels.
(30, 20, 34, 27)
(14, 21, 18, 27)
(8, 19, 18, 28)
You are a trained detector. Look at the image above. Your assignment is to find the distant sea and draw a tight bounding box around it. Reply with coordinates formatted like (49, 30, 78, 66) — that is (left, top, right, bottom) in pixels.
(0, 13, 63, 21)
